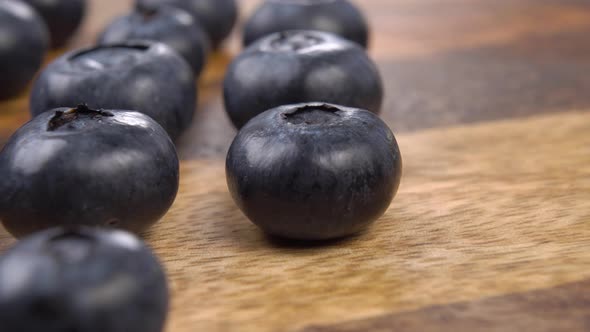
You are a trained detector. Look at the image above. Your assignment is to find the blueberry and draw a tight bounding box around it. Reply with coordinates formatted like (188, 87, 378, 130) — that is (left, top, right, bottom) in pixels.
(223, 30, 383, 129)
(30, 41, 196, 140)
(136, 0, 238, 49)
(98, 3, 209, 75)
(0, 227, 168, 332)
(0, 105, 179, 238)
(243, 0, 369, 48)
(21, 0, 86, 48)
(0, 1, 48, 100)
(226, 103, 402, 240)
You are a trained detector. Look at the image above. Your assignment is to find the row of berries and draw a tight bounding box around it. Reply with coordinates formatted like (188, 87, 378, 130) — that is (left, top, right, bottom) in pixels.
(0, 1, 401, 331)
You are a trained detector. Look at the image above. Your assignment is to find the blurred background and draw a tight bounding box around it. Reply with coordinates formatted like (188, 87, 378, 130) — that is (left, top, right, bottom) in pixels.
(3, 0, 590, 158)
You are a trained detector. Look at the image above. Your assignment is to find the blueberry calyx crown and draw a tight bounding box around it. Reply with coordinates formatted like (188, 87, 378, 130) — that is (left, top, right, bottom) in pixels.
(281, 104, 341, 125)
(47, 104, 113, 131)
(267, 31, 324, 52)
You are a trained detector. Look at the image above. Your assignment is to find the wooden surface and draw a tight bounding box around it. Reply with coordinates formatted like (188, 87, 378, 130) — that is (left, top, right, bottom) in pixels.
(303, 279, 590, 332)
(1, 0, 590, 331)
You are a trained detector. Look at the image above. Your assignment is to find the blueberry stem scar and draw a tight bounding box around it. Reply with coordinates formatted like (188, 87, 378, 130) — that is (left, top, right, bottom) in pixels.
(47, 104, 113, 131)
(281, 104, 341, 125)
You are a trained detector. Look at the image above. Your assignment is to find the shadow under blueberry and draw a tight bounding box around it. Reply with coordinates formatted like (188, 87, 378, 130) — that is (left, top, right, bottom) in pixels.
(198, 188, 366, 251)
(264, 232, 362, 250)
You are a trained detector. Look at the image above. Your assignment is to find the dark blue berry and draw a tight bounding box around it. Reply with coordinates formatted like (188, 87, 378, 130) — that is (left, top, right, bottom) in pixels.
(136, 0, 238, 49)
(243, 0, 369, 48)
(99, 3, 209, 75)
(0, 1, 48, 99)
(226, 103, 402, 240)
(30, 41, 196, 140)
(21, 0, 87, 48)
(224, 30, 383, 129)
(0, 227, 168, 332)
(0, 105, 179, 238)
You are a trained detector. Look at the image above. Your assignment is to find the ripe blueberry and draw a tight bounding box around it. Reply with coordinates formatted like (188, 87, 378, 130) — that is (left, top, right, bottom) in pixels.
(243, 0, 369, 48)
(226, 103, 402, 240)
(0, 1, 48, 100)
(99, 3, 210, 75)
(0, 105, 179, 238)
(0, 227, 168, 332)
(30, 41, 196, 141)
(136, 0, 238, 49)
(223, 30, 383, 129)
(21, 0, 87, 48)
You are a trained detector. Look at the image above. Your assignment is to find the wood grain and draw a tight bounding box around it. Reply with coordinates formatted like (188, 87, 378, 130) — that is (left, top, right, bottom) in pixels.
(0, 1, 589, 331)
(301, 279, 590, 332)
(153, 111, 590, 332)
(4, 111, 586, 331)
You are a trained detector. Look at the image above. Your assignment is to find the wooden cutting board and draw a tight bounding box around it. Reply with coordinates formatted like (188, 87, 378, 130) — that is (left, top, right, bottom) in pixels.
(1, 0, 589, 331)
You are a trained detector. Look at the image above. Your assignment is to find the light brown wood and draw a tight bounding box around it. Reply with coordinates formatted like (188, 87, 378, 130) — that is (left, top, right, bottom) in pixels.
(302, 279, 590, 332)
(1, 111, 589, 331)
(0, 1, 589, 331)
(149, 111, 590, 332)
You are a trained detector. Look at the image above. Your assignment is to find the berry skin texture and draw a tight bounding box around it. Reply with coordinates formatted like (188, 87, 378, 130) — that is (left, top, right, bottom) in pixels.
(226, 103, 402, 241)
(0, 227, 168, 332)
(243, 0, 369, 48)
(136, 0, 238, 49)
(30, 41, 196, 141)
(98, 4, 210, 75)
(21, 0, 86, 48)
(223, 30, 383, 129)
(0, 1, 48, 100)
(0, 105, 179, 238)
